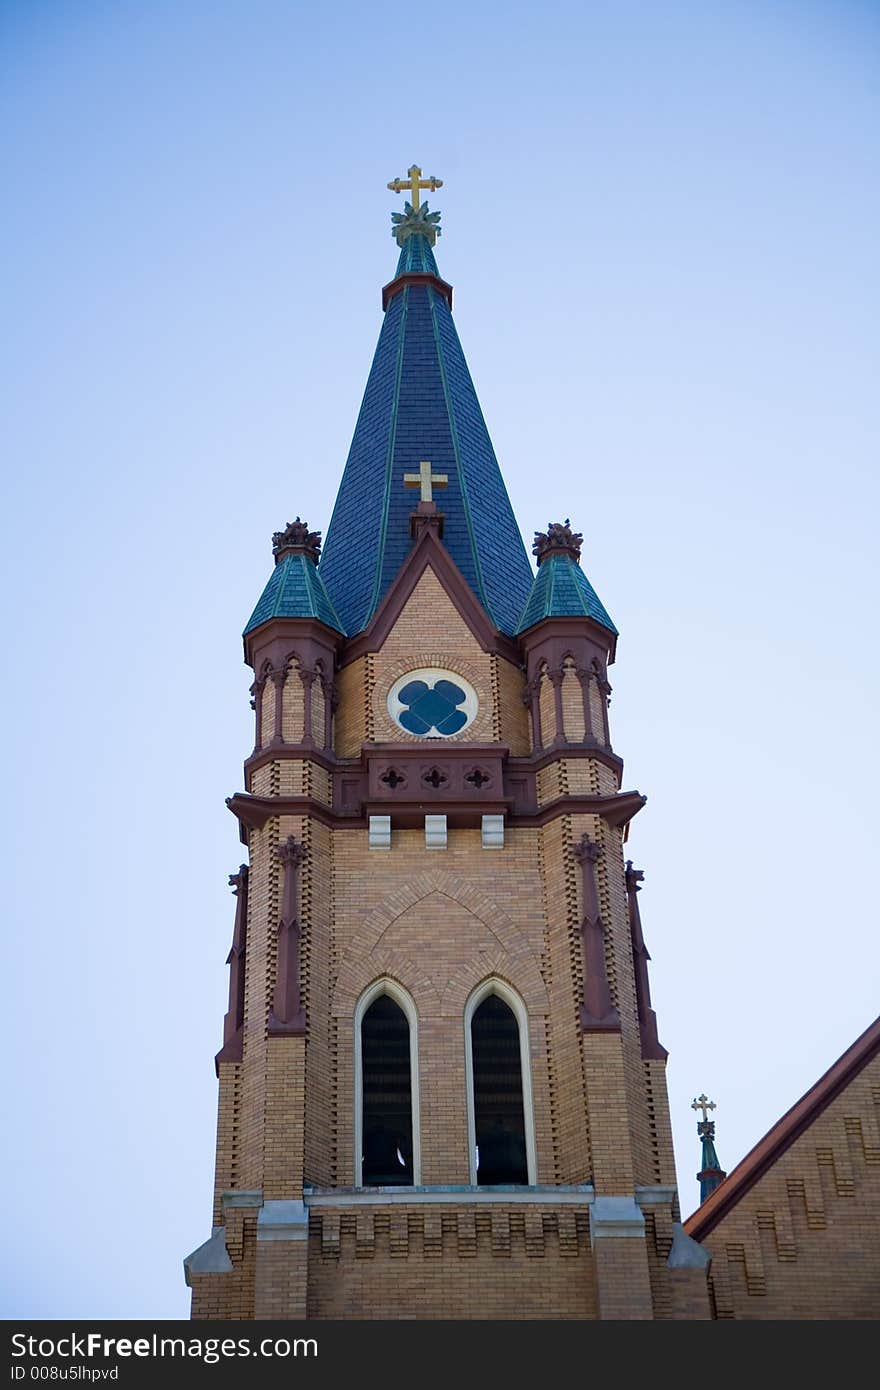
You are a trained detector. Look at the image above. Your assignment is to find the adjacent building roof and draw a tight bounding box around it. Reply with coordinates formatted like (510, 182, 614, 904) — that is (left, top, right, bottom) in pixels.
(685, 1014, 880, 1241)
(244, 550, 345, 636)
(317, 230, 534, 638)
(516, 549, 617, 636)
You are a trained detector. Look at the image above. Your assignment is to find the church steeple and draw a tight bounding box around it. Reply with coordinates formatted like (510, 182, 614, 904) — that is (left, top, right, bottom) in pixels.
(318, 174, 534, 638)
(186, 167, 709, 1324)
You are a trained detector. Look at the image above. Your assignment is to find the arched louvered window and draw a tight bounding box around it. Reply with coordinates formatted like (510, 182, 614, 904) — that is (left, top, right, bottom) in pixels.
(465, 982, 536, 1185)
(355, 981, 420, 1186)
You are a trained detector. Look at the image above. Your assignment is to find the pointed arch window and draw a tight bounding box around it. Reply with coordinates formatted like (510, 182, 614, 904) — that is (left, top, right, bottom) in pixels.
(355, 981, 421, 1187)
(465, 981, 537, 1185)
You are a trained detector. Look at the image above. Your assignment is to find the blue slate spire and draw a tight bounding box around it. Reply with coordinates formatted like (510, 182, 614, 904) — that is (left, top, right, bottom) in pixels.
(318, 210, 534, 638)
(516, 521, 617, 636)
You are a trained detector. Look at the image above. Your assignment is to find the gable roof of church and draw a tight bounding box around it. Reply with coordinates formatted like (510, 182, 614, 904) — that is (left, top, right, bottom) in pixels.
(317, 226, 534, 638)
(684, 1013, 880, 1240)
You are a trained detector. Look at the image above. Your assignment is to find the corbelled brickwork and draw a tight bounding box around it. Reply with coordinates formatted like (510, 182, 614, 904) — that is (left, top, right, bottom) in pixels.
(306, 1204, 596, 1319)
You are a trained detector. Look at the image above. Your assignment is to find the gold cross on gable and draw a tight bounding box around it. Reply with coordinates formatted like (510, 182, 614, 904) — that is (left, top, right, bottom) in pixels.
(404, 460, 448, 504)
(387, 164, 443, 212)
(691, 1094, 716, 1123)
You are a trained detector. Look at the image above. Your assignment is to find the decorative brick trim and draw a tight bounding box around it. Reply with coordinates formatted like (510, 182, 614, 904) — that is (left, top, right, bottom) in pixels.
(370, 652, 492, 745)
(215, 865, 249, 1071)
(333, 870, 542, 1003)
(625, 862, 668, 1061)
(268, 836, 306, 1035)
(440, 948, 549, 1019)
(572, 835, 620, 1033)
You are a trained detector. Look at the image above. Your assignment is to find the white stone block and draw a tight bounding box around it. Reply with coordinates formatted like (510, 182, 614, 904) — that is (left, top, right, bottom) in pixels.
(368, 815, 391, 850)
(425, 814, 447, 850)
(481, 814, 505, 849)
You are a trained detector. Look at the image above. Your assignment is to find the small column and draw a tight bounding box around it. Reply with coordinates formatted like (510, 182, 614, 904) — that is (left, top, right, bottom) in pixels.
(523, 677, 542, 752)
(572, 835, 620, 1032)
(215, 865, 249, 1069)
(549, 667, 567, 744)
(597, 667, 612, 747)
(270, 666, 286, 746)
(299, 668, 316, 748)
(250, 678, 265, 752)
(625, 862, 667, 1060)
(576, 667, 594, 741)
(268, 836, 306, 1035)
(322, 674, 337, 751)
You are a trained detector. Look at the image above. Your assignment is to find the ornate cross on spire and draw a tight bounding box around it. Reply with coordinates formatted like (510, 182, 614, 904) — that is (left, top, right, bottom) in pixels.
(387, 163, 443, 211)
(691, 1094, 716, 1124)
(404, 461, 448, 504)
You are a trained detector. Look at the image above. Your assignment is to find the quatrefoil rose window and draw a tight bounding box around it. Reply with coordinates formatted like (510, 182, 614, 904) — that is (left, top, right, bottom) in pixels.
(387, 669, 478, 738)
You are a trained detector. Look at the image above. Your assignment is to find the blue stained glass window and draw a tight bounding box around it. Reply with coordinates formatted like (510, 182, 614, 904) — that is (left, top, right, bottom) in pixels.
(397, 677, 468, 736)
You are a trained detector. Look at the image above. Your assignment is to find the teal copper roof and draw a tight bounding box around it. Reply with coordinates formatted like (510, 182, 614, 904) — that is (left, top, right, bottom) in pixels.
(393, 229, 441, 276)
(245, 551, 345, 636)
(317, 226, 534, 638)
(516, 550, 617, 636)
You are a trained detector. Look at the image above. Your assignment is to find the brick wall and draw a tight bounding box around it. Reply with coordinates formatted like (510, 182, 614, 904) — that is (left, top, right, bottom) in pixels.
(697, 1054, 880, 1319)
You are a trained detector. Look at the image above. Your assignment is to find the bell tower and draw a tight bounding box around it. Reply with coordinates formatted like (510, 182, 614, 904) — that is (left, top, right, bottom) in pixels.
(183, 171, 713, 1320)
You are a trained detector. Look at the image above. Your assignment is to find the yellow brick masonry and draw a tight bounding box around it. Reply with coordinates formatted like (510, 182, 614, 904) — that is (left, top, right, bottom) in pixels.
(367, 568, 496, 744)
(306, 1204, 596, 1319)
(492, 650, 530, 754)
(190, 547, 692, 1319)
(561, 661, 585, 741)
(330, 827, 552, 1186)
(334, 657, 369, 758)
(281, 659, 304, 742)
(700, 1055, 880, 1319)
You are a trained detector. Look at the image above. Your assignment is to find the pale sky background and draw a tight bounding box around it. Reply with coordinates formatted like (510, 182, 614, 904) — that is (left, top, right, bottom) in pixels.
(2, 0, 877, 1319)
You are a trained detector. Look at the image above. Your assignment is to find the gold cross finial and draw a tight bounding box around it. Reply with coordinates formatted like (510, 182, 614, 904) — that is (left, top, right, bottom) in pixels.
(387, 164, 443, 212)
(404, 461, 448, 504)
(691, 1094, 716, 1123)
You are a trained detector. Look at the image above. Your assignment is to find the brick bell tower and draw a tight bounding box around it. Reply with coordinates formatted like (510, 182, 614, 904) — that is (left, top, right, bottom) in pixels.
(184, 167, 712, 1320)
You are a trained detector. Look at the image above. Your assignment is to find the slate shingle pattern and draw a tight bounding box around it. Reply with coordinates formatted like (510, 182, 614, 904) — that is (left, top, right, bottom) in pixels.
(245, 551, 346, 636)
(317, 233, 534, 637)
(516, 550, 617, 636)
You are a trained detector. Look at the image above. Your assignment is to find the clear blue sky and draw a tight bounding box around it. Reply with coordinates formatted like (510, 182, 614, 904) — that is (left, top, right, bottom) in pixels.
(2, 0, 877, 1318)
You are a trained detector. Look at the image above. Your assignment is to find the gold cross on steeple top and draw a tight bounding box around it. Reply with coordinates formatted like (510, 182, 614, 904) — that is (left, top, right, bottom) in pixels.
(691, 1094, 716, 1123)
(387, 164, 443, 212)
(404, 461, 448, 504)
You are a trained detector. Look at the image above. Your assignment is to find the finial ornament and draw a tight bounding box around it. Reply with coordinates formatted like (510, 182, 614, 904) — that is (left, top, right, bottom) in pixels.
(692, 1094, 716, 1125)
(692, 1094, 726, 1202)
(391, 201, 442, 247)
(572, 833, 602, 864)
(533, 519, 584, 565)
(387, 163, 443, 212)
(272, 517, 322, 565)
